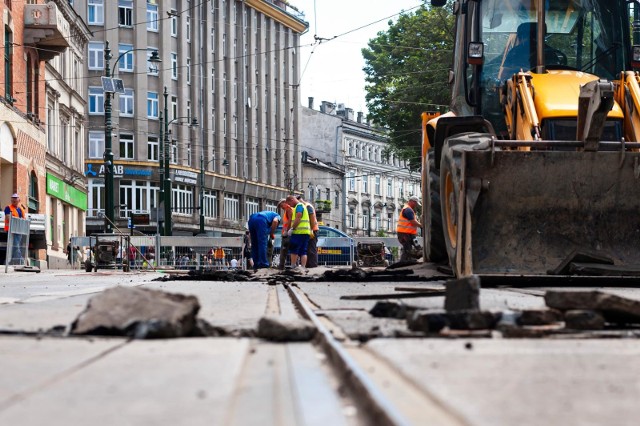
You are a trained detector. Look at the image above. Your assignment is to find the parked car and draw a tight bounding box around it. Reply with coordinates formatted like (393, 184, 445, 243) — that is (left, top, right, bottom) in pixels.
(271, 226, 393, 267)
(272, 225, 354, 266)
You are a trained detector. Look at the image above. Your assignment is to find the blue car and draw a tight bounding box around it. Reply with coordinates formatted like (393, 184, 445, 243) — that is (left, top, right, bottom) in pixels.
(272, 225, 354, 266)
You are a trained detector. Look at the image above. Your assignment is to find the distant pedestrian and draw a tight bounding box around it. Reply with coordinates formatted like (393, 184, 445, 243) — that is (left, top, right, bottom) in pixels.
(242, 231, 253, 269)
(128, 244, 137, 269)
(230, 257, 238, 269)
(248, 210, 281, 269)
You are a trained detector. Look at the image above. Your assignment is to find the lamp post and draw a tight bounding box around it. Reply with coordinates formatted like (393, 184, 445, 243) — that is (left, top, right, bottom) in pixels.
(160, 86, 198, 236)
(103, 41, 160, 233)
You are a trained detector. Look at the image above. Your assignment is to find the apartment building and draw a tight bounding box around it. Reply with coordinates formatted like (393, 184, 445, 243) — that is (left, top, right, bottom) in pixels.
(45, 0, 91, 268)
(73, 0, 308, 236)
(300, 99, 421, 237)
(0, 0, 69, 266)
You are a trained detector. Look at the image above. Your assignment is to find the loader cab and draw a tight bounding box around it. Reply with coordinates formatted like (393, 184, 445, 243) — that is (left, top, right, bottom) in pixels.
(445, 0, 634, 139)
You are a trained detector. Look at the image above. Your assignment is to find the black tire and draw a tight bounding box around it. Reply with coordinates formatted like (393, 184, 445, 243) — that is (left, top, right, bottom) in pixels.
(424, 149, 447, 262)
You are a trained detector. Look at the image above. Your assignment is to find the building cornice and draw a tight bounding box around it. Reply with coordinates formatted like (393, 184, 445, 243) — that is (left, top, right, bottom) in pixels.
(244, 0, 309, 34)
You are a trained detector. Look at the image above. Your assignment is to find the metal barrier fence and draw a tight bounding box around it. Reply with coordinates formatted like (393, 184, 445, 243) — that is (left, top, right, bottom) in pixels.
(4, 216, 30, 271)
(69, 234, 404, 272)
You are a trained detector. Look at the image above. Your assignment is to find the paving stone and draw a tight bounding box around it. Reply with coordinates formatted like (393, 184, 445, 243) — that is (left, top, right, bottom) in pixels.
(545, 290, 640, 324)
(369, 300, 416, 319)
(70, 286, 200, 338)
(445, 275, 480, 312)
(256, 315, 316, 342)
(407, 310, 501, 332)
(407, 310, 450, 333)
(564, 310, 606, 330)
(518, 309, 563, 326)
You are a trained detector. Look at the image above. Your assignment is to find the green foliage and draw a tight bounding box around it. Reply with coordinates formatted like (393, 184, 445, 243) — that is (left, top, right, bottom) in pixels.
(362, 2, 455, 168)
(376, 229, 386, 237)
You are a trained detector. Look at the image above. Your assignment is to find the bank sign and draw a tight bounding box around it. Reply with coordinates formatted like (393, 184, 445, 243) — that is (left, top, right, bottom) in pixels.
(85, 164, 153, 178)
(46, 174, 88, 210)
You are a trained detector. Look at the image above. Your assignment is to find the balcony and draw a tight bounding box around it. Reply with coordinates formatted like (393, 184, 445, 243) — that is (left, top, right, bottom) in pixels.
(315, 200, 332, 213)
(24, 3, 70, 61)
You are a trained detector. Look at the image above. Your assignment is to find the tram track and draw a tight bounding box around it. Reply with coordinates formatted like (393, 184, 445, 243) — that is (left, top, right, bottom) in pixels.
(286, 283, 467, 426)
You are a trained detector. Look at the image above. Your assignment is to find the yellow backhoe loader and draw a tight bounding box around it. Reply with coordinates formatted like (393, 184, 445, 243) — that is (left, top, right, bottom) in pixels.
(423, 0, 640, 282)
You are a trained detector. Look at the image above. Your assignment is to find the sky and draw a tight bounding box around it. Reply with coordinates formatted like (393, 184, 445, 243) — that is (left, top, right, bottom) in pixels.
(293, 0, 425, 116)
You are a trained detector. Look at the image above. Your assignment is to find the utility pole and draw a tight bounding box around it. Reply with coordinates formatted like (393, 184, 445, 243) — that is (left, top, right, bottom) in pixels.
(163, 87, 172, 236)
(103, 41, 114, 233)
(158, 111, 164, 235)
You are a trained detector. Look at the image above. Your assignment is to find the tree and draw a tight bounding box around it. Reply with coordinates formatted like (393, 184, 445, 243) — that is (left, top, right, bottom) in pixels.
(362, 2, 454, 168)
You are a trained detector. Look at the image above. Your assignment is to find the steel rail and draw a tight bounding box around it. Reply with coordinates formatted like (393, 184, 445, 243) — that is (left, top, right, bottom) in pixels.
(286, 284, 413, 426)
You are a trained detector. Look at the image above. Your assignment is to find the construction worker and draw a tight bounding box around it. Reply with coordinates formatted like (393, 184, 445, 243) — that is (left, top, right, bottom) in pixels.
(4, 193, 25, 264)
(277, 198, 293, 269)
(286, 195, 312, 268)
(397, 195, 423, 262)
(297, 195, 319, 268)
(248, 210, 281, 269)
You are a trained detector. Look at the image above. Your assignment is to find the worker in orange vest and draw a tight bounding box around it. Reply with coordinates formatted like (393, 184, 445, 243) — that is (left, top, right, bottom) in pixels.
(277, 198, 293, 269)
(396, 196, 422, 261)
(4, 193, 25, 264)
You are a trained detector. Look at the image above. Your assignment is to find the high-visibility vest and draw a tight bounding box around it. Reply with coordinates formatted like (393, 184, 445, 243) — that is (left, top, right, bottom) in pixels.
(292, 202, 311, 235)
(281, 204, 293, 235)
(214, 248, 225, 259)
(4, 205, 23, 231)
(396, 204, 418, 235)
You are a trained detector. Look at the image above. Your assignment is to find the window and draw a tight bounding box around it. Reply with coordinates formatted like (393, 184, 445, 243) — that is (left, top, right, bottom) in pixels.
(170, 10, 178, 37)
(224, 194, 240, 220)
(89, 87, 104, 114)
(171, 96, 178, 120)
(147, 92, 159, 118)
(362, 175, 369, 193)
(348, 169, 355, 191)
(375, 175, 381, 195)
(147, 136, 158, 161)
(119, 88, 134, 116)
(246, 198, 259, 217)
(88, 181, 105, 218)
(119, 180, 158, 218)
(171, 53, 178, 79)
(88, 42, 104, 70)
(173, 185, 194, 215)
(88, 131, 104, 159)
(170, 140, 177, 164)
(363, 211, 369, 230)
(186, 15, 191, 42)
(203, 190, 218, 218)
(119, 133, 134, 159)
(348, 208, 355, 228)
(146, 3, 158, 31)
(118, 0, 133, 27)
(4, 26, 12, 100)
(147, 49, 159, 75)
(88, 0, 104, 25)
(387, 178, 393, 197)
(118, 44, 133, 72)
(186, 58, 191, 84)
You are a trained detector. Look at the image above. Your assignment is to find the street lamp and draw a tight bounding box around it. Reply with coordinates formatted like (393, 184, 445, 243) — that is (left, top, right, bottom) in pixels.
(199, 154, 229, 234)
(103, 41, 160, 233)
(160, 86, 198, 236)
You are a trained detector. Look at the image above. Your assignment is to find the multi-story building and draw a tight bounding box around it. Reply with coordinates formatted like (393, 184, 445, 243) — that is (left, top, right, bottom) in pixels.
(300, 99, 421, 237)
(73, 0, 308, 236)
(45, 0, 91, 268)
(0, 0, 69, 266)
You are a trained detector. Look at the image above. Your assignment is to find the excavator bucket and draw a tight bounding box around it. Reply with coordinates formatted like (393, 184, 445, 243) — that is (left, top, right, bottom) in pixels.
(441, 135, 640, 278)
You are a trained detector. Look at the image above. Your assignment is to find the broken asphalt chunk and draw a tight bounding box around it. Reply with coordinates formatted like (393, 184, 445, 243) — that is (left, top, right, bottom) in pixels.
(256, 316, 316, 342)
(518, 309, 563, 326)
(369, 300, 417, 319)
(564, 310, 606, 330)
(407, 310, 501, 333)
(71, 286, 200, 338)
(445, 275, 480, 312)
(545, 290, 640, 324)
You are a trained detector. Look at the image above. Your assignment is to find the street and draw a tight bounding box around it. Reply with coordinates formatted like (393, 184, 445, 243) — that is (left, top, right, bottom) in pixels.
(1, 267, 640, 425)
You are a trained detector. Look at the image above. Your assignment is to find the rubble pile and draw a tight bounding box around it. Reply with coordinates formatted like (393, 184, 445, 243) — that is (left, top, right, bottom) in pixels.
(368, 277, 640, 338)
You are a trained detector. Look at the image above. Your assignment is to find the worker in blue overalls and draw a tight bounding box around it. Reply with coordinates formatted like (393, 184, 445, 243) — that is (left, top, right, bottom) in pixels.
(247, 210, 281, 269)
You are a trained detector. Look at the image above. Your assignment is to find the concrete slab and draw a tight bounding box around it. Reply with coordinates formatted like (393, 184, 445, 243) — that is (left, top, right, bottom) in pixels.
(0, 337, 250, 426)
(365, 338, 640, 426)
